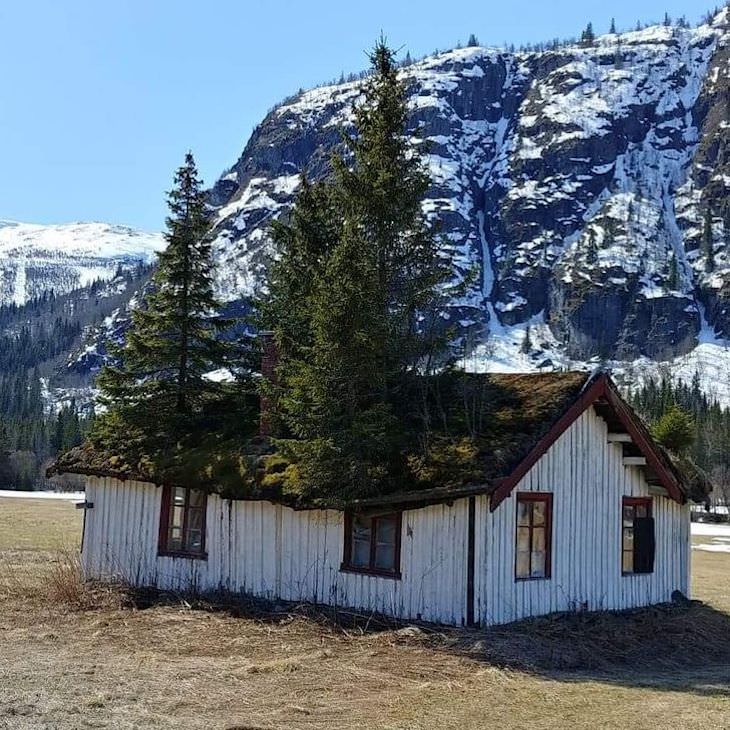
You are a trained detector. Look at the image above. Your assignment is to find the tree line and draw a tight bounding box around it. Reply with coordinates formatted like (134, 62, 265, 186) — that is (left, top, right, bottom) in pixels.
(0, 266, 151, 488)
(629, 373, 730, 506)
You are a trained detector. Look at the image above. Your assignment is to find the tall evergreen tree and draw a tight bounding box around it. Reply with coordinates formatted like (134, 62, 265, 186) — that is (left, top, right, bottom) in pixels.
(91, 153, 257, 475)
(609, 17, 617, 34)
(263, 40, 452, 502)
(0, 422, 12, 486)
(581, 22, 596, 46)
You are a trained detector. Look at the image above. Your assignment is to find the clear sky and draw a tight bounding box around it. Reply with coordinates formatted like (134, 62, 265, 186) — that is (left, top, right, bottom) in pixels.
(0, 0, 710, 231)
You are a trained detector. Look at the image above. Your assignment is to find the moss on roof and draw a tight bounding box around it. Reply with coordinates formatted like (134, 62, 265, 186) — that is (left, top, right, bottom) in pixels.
(49, 371, 710, 508)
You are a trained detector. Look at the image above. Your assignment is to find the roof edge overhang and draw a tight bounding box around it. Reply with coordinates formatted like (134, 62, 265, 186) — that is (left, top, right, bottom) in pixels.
(488, 372, 686, 512)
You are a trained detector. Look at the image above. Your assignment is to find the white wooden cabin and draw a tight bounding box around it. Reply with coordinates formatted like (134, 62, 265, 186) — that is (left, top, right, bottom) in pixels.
(57, 373, 698, 627)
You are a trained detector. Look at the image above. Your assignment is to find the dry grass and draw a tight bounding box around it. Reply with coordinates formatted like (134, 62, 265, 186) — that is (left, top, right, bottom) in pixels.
(0, 496, 729, 730)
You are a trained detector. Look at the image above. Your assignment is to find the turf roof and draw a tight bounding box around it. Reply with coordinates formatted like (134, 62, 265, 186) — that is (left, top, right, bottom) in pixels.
(50, 371, 709, 508)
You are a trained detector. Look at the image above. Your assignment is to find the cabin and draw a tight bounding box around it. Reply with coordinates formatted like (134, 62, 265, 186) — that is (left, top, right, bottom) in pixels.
(51, 371, 708, 627)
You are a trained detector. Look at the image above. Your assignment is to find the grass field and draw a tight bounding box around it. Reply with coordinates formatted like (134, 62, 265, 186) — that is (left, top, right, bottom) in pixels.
(0, 497, 729, 730)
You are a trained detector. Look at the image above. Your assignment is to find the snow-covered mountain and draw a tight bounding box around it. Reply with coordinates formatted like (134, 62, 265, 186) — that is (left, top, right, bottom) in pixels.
(13, 10, 730, 409)
(202, 10, 730, 401)
(0, 221, 163, 307)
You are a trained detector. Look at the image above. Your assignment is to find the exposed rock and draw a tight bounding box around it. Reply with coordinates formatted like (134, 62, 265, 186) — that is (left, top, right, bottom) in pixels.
(206, 11, 730, 364)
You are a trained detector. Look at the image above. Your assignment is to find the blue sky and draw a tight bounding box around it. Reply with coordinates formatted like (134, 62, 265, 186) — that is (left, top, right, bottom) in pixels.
(0, 0, 710, 231)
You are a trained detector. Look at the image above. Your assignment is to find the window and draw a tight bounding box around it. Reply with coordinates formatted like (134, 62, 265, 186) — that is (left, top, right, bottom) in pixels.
(515, 493, 552, 580)
(342, 512, 401, 578)
(622, 497, 654, 575)
(158, 486, 207, 558)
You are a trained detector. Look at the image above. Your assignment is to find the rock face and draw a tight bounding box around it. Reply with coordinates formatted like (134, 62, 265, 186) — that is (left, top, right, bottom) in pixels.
(207, 11, 730, 363)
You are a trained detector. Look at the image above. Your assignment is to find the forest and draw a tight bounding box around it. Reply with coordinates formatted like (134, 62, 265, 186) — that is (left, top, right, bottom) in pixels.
(0, 265, 151, 488)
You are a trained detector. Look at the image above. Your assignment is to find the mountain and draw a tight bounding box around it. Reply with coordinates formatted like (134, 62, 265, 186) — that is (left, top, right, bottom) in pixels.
(0, 220, 163, 307)
(203, 10, 730, 403)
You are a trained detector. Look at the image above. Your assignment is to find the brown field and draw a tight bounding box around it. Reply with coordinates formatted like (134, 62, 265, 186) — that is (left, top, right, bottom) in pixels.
(0, 497, 729, 730)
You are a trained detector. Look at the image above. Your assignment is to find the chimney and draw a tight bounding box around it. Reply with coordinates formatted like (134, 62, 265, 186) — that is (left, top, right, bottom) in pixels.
(259, 330, 278, 439)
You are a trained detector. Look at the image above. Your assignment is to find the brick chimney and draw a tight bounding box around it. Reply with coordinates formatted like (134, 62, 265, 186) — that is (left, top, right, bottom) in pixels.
(259, 330, 278, 439)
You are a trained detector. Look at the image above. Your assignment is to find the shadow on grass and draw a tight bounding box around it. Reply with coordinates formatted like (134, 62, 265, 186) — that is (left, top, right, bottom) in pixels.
(117, 585, 730, 697)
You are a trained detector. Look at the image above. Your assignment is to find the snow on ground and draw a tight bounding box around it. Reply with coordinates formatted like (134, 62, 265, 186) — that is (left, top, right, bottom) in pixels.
(203, 368, 235, 383)
(693, 542, 730, 553)
(691, 520, 730, 553)
(0, 489, 84, 501)
(691, 522, 730, 537)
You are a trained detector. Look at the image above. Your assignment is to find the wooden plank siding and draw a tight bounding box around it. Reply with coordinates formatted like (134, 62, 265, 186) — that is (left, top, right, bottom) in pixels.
(474, 407, 689, 626)
(81, 477, 469, 625)
(80, 407, 689, 627)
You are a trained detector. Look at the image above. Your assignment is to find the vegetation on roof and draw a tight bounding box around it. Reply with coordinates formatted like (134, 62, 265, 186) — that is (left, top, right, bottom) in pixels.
(52, 371, 594, 508)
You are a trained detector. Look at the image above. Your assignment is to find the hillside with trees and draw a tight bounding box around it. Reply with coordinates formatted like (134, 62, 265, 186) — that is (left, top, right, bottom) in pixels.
(0, 265, 151, 488)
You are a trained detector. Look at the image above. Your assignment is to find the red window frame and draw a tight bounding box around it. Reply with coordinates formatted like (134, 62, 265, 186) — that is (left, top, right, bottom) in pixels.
(621, 496, 653, 575)
(158, 485, 208, 559)
(341, 512, 402, 579)
(515, 492, 553, 581)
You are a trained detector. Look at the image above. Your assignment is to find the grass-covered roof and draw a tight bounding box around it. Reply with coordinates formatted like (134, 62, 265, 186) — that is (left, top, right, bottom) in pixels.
(49, 371, 710, 509)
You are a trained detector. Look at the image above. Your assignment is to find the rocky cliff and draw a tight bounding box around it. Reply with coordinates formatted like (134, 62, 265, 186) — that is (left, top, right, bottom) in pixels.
(206, 11, 730, 372)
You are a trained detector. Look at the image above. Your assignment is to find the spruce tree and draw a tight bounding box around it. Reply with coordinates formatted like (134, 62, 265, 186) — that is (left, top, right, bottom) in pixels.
(610, 18, 617, 34)
(92, 153, 257, 477)
(467, 33, 479, 47)
(581, 22, 596, 47)
(263, 40, 452, 502)
(0, 422, 13, 486)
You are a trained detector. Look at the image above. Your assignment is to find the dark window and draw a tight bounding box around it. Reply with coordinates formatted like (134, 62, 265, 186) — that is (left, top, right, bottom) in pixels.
(515, 493, 552, 580)
(342, 512, 401, 578)
(622, 497, 654, 575)
(158, 486, 207, 558)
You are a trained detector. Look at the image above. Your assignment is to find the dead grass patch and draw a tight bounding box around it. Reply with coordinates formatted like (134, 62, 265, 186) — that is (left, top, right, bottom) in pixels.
(1, 496, 729, 729)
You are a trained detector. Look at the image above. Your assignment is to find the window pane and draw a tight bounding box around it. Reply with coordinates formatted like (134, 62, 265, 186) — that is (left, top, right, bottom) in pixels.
(376, 517, 396, 546)
(187, 530, 203, 552)
(622, 550, 634, 573)
(517, 500, 530, 526)
(187, 508, 204, 531)
(375, 544, 395, 571)
(532, 501, 546, 526)
(352, 539, 370, 567)
(352, 516, 371, 541)
(173, 487, 186, 507)
(636, 503, 648, 519)
(623, 505, 635, 527)
(530, 551, 546, 578)
(623, 527, 634, 552)
(188, 489, 205, 508)
(532, 527, 546, 551)
(516, 551, 530, 578)
(171, 505, 184, 530)
(168, 526, 182, 551)
(516, 526, 531, 552)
